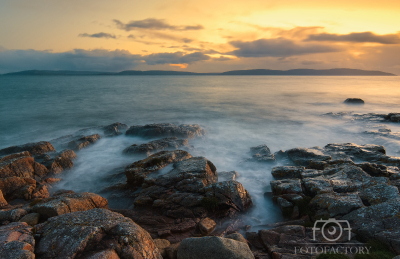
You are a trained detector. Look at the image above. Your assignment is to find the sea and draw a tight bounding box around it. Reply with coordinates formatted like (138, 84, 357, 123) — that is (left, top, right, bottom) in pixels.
(1, 75, 400, 226)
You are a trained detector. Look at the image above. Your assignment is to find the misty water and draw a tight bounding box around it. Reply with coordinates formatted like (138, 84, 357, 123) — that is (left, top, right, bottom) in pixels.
(1, 75, 400, 226)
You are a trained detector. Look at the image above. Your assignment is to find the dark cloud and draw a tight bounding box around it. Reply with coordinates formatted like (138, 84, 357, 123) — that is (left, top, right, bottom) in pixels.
(305, 32, 400, 44)
(128, 32, 193, 43)
(144, 51, 210, 65)
(229, 38, 339, 57)
(78, 32, 117, 39)
(113, 18, 204, 31)
(0, 49, 210, 73)
(301, 60, 325, 65)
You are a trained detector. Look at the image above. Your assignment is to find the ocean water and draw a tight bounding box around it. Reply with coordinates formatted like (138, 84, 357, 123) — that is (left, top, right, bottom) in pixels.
(1, 75, 400, 225)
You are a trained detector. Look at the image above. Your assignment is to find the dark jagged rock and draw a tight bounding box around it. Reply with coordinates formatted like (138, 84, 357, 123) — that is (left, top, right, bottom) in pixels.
(0, 222, 35, 259)
(32, 191, 108, 218)
(249, 145, 275, 162)
(0, 208, 28, 222)
(124, 137, 190, 156)
(177, 236, 254, 259)
(126, 123, 205, 139)
(67, 134, 101, 151)
(344, 98, 365, 104)
(385, 113, 400, 122)
(103, 122, 128, 136)
(310, 192, 364, 217)
(271, 166, 304, 180)
(0, 141, 55, 157)
(286, 147, 331, 166)
(35, 208, 162, 259)
(35, 149, 76, 175)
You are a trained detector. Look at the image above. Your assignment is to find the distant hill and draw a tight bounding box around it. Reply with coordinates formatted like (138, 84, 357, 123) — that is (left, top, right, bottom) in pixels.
(2, 68, 396, 76)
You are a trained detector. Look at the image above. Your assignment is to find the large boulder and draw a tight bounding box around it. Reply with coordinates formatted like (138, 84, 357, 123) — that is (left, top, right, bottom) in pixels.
(0, 154, 48, 179)
(126, 123, 205, 139)
(323, 143, 387, 162)
(0, 177, 49, 200)
(310, 192, 364, 217)
(360, 184, 400, 205)
(67, 134, 101, 151)
(124, 137, 190, 156)
(0, 208, 28, 222)
(32, 191, 108, 218)
(286, 147, 331, 166)
(177, 236, 254, 259)
(0, 141, 55, 156)
(0, 222, 35, 259)
(271, 166, 304, 180)
(35, 208, 162, 259)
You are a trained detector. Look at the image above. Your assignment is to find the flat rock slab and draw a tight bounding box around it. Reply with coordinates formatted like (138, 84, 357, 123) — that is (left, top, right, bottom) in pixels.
(126, 123, 205, 139)
(35, 208, 162, 259)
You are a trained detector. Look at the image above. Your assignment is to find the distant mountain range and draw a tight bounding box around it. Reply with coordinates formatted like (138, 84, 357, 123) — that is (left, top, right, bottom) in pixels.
(1, 68, 396, 76)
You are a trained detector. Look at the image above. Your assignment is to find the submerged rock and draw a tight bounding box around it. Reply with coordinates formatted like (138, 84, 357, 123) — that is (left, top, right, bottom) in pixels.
(0, 141, 55, 157)
(344, 98, 365, 104)
(103, 122, 128, 136)
(35, 208, 162, 259)
(126, 123, 205, 139)
(67, 134, 101, 151)
(177, 236, 254, 259)
(124, 137, 190, 156)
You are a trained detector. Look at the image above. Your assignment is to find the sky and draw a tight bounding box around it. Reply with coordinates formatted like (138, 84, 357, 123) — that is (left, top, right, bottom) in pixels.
(0, 0, 399, 74)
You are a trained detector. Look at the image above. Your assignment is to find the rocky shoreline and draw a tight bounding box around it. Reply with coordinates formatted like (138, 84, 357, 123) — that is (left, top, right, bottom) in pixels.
(1, 117, 400, 258)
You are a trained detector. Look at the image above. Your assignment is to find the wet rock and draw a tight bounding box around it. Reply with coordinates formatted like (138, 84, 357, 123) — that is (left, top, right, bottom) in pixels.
(35, 208, 162, 259)
(125, 150, 192, 187)
(271, 166, 304, 180)
(219, 171, 240, 181)
(18, 213, 40, 226)
(0, 190, 7, 207)
(67, 134, 101, 151)
(344, 98, 365, 104)
(198, 217, 216, 236)
(385, 113, 400, 122)
(0, 208, 28, 222)
(0, 222, 35, 259)
(286, 147, 331, 166)
(359, 184, 399, 205)
(124, 137, 189, 156)
(249, 145, 275, 162)
(0, 141, 55, 157)
(177, 236, 254, 259)
(310, 192, 364, 217)
(37, 149, 77, 175)
(276, 197, 293, 216)
(126, 123, 205, 139)
(323, 143, 386, 162)
(103, 122, 128, 137)
(154, 239, 170, 258)
(32, 191, 108, 218)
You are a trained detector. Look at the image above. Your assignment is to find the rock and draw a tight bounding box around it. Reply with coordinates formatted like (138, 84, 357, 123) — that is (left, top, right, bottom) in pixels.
(0, 155, 49, 179)
(0, 177, 49, 200)
(32, 191, 108, 218)
(165, 243, 180, 259)
(123, 137, 190, 156)
(271, 166, 304, 180)
(270, 179, 303, 195)
(219, 171, 240, 181)
(360, 184, 400, 205)
(177, 236, 254, 259)
(198, 217, 216, 236)
(67, 134, 101, 151)
(0, 151, 31, 163)
(126, 123, 205, 139)
(103, 122, 128, 136)
(0, 190, 7, 207)
(35, 208, 162, 259)
(249, 145, 275, 162)
(35, 149, 77, 175)
(154, 239, 171, 258)
(276, 197, 293, 216)
(344, 98, 365, 104)
(0, 141, 55, 156)
(18, 213, 40, 226)
(323, 143, 386, 162)
(385, 113, 400, 122)
(286, 147, 331, 166)
(225, 233, 247, 244)
(310, 192, 364, 217)
(203, 181, 253, 212)
(358, 162, 389, 177)
(0, 208, 28, 222)
(125, 150, 192, 187)
(0, 222, 35, 259)
(86, 249, 120, 259)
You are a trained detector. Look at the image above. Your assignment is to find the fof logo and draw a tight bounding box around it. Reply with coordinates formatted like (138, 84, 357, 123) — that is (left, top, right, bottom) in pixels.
(312, 218, 352, 242)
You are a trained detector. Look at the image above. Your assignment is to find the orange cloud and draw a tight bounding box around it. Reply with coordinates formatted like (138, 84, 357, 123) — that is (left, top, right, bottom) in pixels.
(169, 63, 188, 68)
